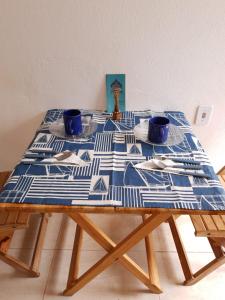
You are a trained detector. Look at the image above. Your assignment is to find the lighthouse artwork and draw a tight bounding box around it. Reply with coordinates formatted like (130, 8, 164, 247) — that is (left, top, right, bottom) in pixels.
(106, 74, 125, 119)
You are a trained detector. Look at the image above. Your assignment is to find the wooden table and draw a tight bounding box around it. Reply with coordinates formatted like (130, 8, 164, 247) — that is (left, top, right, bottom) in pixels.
(1, 109, 225, 296)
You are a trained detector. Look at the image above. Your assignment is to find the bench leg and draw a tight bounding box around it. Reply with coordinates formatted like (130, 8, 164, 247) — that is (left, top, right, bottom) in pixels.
(0, 231, 14, 253)
(184, 255, 225, 285)
(0, 213, 49, 277)
(168, 216, 225, 286)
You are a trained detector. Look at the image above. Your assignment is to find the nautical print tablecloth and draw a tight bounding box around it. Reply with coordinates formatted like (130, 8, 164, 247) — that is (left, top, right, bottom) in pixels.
(1, 109, 225, 211)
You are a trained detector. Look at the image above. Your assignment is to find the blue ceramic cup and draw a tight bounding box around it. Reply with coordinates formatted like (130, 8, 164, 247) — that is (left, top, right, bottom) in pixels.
(63, 109, 82, 136)
(148, 116, 170, 144)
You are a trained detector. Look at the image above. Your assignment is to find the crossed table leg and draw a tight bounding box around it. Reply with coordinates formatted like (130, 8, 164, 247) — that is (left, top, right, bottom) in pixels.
(63, 212, 171, 296)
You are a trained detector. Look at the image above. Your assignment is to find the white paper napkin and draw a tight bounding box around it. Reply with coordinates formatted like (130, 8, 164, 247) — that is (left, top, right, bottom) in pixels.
(22, 151, 87, 166)
(41, 152, 87, 166)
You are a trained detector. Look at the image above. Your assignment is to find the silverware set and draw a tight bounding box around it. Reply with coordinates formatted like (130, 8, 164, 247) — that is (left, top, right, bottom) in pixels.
(21, 150, 74, 165)
(138, 156, 210, 179)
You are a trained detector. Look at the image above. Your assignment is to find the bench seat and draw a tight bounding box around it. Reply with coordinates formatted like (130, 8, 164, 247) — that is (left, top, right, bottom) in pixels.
(0, 171, 49, 276)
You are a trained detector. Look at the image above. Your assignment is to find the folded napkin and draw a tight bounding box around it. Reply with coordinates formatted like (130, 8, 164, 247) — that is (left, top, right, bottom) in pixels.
(22, 151, 87, 166)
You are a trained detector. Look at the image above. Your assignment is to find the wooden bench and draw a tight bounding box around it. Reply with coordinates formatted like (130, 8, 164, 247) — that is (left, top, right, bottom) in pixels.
(0, 171, 49, 277)
(168, 166, 225, 285)
(190, 214, 225, 239)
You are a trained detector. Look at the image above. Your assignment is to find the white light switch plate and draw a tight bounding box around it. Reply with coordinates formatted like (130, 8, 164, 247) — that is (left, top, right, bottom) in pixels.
(195, 105, 213, 126)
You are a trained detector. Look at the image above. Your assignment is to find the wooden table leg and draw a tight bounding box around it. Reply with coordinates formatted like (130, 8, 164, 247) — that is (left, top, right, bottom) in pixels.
(31, 213, 49, 274)
(67, 224, 83, 288)
(168, 216, 193, 282)
(142, 215, 161, 291)
(63, 212, 170, 296)
(68, 213, 160, 292)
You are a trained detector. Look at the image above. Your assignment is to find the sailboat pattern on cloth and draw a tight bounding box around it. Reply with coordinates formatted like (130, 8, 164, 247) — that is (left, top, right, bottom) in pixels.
(1, 109, 225, 211)
(127, 144, 142, 155)
(90, 176, 109, 194)
(80, 151, 91, 162)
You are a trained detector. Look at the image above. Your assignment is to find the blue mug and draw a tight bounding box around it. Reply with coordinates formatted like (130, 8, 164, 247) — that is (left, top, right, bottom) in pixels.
(148, 116, 170, 144)
(63, 109, 82, 136)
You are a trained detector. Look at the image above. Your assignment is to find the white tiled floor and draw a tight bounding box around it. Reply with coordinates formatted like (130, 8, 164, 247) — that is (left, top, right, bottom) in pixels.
(1, 213, 225, 300)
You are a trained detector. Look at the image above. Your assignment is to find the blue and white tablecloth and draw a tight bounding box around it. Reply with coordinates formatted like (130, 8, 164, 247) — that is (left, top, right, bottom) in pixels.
(1, 109, 225, 211)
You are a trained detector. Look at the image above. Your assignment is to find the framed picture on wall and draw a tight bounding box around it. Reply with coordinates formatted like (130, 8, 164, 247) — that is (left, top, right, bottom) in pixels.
(106, 74, 126, 113)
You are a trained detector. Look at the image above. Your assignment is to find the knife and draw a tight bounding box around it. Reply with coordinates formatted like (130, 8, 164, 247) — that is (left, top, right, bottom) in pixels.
(167, 164, 201, 170)
(170, 158, 201, 165)
(24, 154, 53, 159)
(162, 167, 211, 179)
(156, 156, 201, 165)
(28, 149, 59, 154)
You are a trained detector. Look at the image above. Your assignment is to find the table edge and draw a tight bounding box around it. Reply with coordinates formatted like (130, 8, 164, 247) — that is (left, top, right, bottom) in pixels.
(0, 203, 224, 215)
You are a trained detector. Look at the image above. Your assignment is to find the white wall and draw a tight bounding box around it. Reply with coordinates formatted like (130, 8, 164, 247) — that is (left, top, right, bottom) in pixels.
(0, 0, 224, 171)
